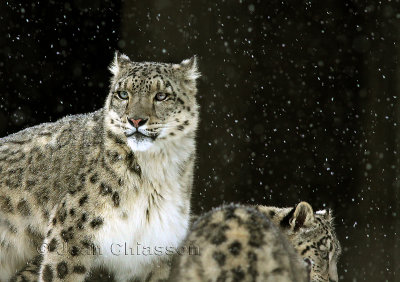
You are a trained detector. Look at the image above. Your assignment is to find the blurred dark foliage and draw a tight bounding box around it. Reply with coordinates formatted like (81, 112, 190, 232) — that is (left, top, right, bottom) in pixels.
(0, 0, 399, 280)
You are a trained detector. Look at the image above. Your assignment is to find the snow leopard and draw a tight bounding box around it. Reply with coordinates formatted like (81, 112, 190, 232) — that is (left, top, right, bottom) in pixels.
(0, 52, 200, 282)
(256, 202, 341, 282)
(169, 202, 341, 282)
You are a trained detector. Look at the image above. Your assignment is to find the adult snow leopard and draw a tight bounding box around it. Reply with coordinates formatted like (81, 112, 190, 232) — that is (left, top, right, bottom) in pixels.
(0, 52, 200, 282)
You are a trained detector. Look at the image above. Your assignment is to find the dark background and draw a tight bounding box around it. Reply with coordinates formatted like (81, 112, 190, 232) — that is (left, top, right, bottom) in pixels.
(0, 0, 399, 280)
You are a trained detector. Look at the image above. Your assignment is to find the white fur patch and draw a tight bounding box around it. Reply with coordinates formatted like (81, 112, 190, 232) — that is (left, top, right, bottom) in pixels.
(94, 191, 189, 280)
(124, 123, 155, 152)
(316, 210, 327, 215)
(94, 137, 194, 280)
(127, 137, 154, 152)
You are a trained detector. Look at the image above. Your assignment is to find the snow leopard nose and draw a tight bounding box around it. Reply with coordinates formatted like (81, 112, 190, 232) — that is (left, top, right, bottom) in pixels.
(128, 117, 148, 128)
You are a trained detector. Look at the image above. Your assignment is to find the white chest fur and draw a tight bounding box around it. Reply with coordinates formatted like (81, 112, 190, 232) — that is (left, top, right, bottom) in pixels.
(94, 140, 193, 281)
(94, 190, 189, 281)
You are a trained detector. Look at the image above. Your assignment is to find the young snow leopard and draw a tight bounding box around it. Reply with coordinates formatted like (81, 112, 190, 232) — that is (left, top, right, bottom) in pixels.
(256, 202, 341, 282)
(0, 52, 200, 282)
(170, 202, 341, 282)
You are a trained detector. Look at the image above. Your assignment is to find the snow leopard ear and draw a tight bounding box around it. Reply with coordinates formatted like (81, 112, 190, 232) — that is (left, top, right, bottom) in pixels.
(176, 56, 201, 81)
(290, 202, 315, 230)
(109, 51, 131, 76)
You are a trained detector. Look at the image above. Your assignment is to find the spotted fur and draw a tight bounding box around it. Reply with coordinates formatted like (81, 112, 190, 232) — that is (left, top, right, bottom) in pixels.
(170, 204, 309, 282)
(1, 52, 200, 282)
(170, 202, 340, 282)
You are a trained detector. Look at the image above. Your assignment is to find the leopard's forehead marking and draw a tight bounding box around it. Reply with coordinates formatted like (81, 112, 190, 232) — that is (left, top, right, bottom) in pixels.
(125, 62, 174, 77)
(114, 62, 177, 93)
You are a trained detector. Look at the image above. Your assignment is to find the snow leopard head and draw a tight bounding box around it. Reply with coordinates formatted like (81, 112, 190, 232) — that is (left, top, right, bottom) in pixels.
(105, 51, 200, 152)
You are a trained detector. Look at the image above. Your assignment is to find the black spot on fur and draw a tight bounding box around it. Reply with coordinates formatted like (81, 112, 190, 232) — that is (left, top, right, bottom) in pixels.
(57, 208, 67, 224)
(99, 183, 112, 195)
(231, 266, 245, 281)
(57, 261, 68, 279)
(49, 238, 58, 252)
(0, 196, 13, 213)
(177, 98, 185, 105)
(90, 217, 104, 229)
(77, 213, 87, 229)
(33, 254, 44, 267)
(211, 227, 228, 245)
(229, 241, 242, 256)
(43, 265, 53, 282)
(79, 194, 88, 206)
(81, 213, 88, 222)
(301, 246, 310, 256)
(68, 189, 77, 195)
(60, 228, 74, 242)
(70, 245, 80, 256)
(212, 251, 226, 266)
(17, 199, 31, 216)
(90, 173, 98, 184)
(73, 265, 86, 274)
(269, 210, 276, 217)
(224, 206, 238, 220)
(52, 217, 57, 225)
(112, 192, 120, 207)
(70, 209, 75, 216)
(81, 238, 93, 249)
(79, 173, 86, 184)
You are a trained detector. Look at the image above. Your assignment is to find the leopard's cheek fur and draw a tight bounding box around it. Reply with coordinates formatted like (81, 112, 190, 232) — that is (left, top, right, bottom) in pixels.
(157, 95, 198, 139)
(109, 95, 128, 119)
(154, 99, 177, 120)
(301, 248, 329, 282)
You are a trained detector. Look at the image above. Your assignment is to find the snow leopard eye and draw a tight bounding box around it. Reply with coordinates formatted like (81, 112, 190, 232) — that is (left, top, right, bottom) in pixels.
(155, 92, 168, 101)
(117, 91, 129, 100)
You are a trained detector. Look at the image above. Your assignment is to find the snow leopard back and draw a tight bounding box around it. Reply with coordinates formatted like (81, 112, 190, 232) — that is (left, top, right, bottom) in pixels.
(170, 204, 309, 282)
